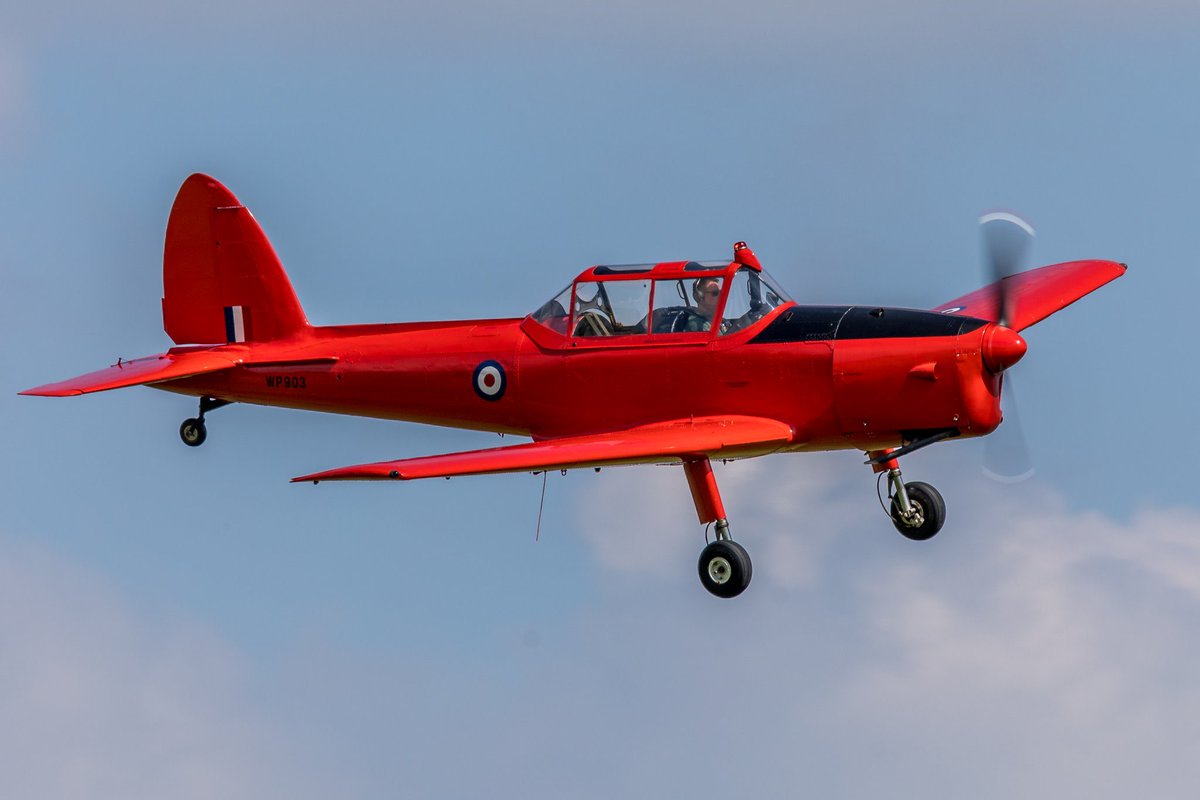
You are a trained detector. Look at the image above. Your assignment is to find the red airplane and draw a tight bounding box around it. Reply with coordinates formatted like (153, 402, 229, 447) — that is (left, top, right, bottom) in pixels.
(22, 174, 1125, 598)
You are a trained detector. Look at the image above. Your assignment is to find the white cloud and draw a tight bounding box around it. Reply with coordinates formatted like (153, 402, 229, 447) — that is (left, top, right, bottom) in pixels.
(7, 449, 1200, 798)
(570, 453, 1200, 796)
(577, 454, 880, 585)
(0, 536, 301, 799)
(834, 499, 1200, 795)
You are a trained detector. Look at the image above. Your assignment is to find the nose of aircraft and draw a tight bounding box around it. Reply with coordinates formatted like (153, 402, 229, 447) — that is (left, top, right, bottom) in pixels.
(982, 323, 1027, 373)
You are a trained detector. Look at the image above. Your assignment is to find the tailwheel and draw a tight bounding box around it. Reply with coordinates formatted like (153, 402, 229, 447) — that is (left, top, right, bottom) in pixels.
(698, 539, 753, 599)
(889, 480, 946, 541)
(178, 396, 230, 447)
(179, 418, 207, 447)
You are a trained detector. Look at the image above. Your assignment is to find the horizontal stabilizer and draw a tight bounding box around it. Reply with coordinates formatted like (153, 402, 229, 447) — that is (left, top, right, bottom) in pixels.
(20, 348, 239, 397)
(293, 416, 794, 483)
(933, 259, 1126, 332)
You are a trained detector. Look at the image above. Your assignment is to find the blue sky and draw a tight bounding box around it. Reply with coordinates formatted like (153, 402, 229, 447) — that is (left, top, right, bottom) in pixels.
(4, 2, 1200, 796)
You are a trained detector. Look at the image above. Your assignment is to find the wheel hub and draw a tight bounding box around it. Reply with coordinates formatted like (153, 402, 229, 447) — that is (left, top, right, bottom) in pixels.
(707, 556, 732, 585)
(901, 499, 925, 528)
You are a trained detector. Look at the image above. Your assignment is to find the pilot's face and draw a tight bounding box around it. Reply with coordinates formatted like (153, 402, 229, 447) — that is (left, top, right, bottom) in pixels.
(696, 280, 721, 318)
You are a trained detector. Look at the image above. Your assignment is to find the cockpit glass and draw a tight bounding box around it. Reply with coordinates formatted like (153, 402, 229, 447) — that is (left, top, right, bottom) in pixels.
(651, 277, 723, 333)
(531, 284, 572, 334)
(530, 265, 776, 339)
(572, 279, 651, 336)
(719, 268, 792, 335)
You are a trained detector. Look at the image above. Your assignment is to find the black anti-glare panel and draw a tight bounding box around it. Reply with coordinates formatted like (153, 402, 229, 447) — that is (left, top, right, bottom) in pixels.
(749, 306, 987, 344)
(748, 306, 849, 343)
(837, 307, 986, 339)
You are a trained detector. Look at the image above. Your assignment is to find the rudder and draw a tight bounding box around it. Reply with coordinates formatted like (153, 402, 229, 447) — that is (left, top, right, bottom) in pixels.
(162, 174, 309, 345)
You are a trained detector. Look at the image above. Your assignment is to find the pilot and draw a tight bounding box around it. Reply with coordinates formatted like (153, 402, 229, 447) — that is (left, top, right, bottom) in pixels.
(685, 277, 722, 332)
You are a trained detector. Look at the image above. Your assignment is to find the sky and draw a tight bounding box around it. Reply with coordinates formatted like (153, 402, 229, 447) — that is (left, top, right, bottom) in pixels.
(4, 1, 1200, 796)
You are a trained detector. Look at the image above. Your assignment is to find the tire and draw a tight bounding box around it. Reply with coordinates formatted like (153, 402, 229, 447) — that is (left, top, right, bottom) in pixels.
(698, 540, 753, 598)
(890, 481, 945, 541)
(179, 418, 207, 447)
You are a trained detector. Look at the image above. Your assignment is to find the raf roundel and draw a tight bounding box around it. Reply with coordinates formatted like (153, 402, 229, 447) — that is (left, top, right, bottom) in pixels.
(472, 360, 507, 401)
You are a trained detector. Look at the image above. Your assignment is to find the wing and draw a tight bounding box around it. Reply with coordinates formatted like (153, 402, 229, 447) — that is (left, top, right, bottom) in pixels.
(292, 415, 795, 483)
(933, 259, 1126, 332)
(20, 348, 241, 397)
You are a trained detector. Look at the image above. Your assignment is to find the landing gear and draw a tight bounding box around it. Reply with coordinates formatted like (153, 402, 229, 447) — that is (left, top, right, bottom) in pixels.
(179, 418, 207, 447)
(889, 480, 946, 541)
(179, 397, 230, 447)
(684, 459, 753, 598)
(869, 449, 946, 540)
(698, 525, 753, 598)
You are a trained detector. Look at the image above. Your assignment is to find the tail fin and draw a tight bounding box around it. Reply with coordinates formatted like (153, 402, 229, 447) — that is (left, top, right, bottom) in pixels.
(162, 174, 309, 345)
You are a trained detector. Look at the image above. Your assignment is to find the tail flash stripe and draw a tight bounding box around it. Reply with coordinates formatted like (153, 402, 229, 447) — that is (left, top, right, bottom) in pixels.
(224, 306, 246, 343)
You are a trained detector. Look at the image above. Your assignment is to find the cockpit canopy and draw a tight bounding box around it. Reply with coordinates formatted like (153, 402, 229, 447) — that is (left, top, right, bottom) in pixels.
(530, 256, 793, 340)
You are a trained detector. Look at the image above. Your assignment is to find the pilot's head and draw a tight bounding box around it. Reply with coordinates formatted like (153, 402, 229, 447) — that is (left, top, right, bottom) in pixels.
(693, 278, 721, 318)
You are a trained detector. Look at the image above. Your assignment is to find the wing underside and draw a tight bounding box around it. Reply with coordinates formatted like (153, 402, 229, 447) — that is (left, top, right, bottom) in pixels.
(293, 415, 795, 483)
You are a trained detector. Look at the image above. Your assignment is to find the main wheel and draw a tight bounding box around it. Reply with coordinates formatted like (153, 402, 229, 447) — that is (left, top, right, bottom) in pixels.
(179, 418, 207, 447)
(698, 540, 753, 598)
(890, 481, 945, 541)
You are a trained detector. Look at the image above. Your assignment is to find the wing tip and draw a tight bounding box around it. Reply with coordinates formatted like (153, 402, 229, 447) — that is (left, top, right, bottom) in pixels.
(291, 465, 402, 483)
(19, 386, 83, 397)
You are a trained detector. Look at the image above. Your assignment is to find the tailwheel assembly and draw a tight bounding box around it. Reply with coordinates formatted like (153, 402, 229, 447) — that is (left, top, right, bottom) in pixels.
(179, 396, 230, 447)
(179, 417, 207, 447)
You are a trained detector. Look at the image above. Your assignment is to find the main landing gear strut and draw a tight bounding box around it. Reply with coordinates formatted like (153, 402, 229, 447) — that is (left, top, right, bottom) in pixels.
(868, 448, 946, 541)
(686, 458, 753, 598)
(179, 397, 231, 447)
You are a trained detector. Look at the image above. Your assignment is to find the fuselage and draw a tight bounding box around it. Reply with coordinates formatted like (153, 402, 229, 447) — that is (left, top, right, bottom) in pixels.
(159, 301, 1008, 455)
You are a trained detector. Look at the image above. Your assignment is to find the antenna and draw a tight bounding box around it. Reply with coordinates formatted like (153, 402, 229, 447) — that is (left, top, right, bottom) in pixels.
(535, 470, 549, 542)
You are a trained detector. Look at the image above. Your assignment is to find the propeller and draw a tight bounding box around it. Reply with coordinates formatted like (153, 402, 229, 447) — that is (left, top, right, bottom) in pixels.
(982, 375, 1035, 483)
(979, 210, 1035, 326)
(978, 211, 1036, 482)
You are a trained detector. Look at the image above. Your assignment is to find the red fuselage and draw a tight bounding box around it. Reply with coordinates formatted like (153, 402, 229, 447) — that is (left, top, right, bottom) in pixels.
(160, 302, 1010, 456)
